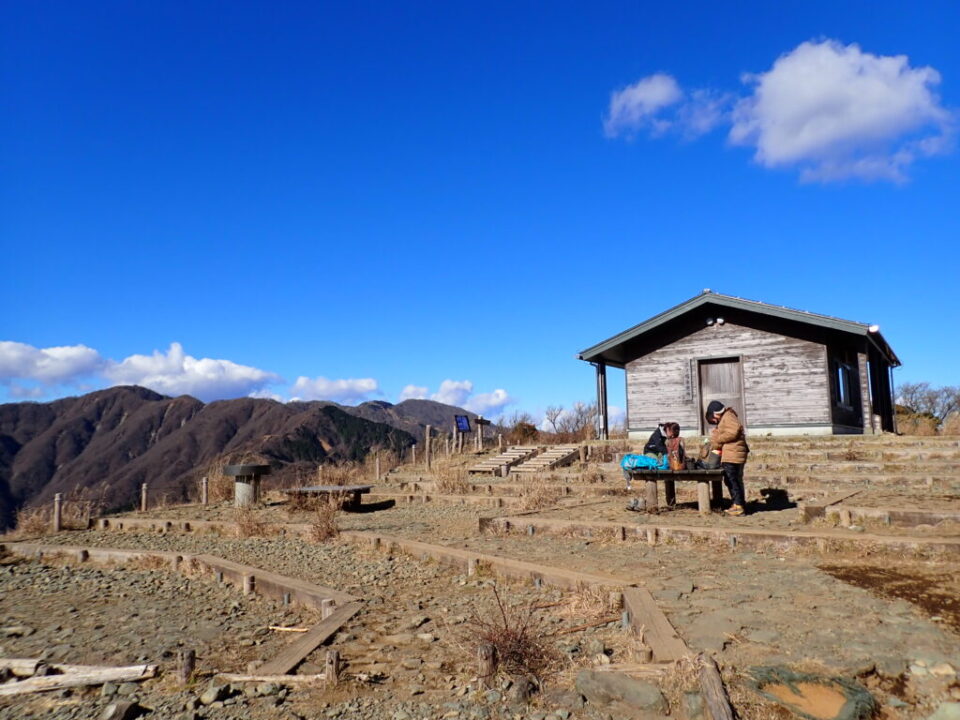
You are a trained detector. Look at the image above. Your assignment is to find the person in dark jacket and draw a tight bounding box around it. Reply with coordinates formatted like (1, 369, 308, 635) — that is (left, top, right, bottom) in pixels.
(705, 400, 750, 516)
(644, 424, 668, 456)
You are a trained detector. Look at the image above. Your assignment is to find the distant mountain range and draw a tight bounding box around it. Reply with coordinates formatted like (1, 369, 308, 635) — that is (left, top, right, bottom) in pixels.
(0, 386, 477, 528)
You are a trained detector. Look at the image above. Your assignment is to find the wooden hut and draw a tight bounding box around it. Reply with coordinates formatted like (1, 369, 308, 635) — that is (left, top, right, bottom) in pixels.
(578, 291, 900, 438)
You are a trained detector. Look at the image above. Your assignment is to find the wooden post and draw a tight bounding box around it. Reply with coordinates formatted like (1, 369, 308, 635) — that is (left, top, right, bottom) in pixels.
(425, 425, 432, 470)
(412, 444, 417, 466)
(645, 480, 658, 511)
(497, 433, 503, 452)
(579, 445, 587, 464)
(140, 483, 148, 513)
(52, 493, 63, 533)
(698, 654, 735, 720)
(608, 591, 623, 610)
(467, 558, 477, 576)
(201, 476, 209, 505)
(838, 508, 851, 526)
(646, 528, 658, 546)
(178, 648, 196, 686)
(243, 574, 255, 595)
(698, 482, 711, 515)
(321, 599, 335, 620)
(476, 417, 484, 450)
(375, 452, 381, 482)
(477, 644, 497, 688)
(664, 480, 676, 507)
(711, 479, 723, 508)
(325, 650, 340, 687)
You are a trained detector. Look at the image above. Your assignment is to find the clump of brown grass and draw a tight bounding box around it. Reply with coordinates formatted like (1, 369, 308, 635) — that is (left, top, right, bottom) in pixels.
(519, 476, 562, 511)
(317, 462, 364, 487)
(234, 507, 272, 538)
(896, 413, 938, 436)
(463, 584, 562, 683)
(431, 456, 470, 494)
(204, 460, 234, 503)
(11, 506, 50, 537)
(308, 498, 339, 542)
(941, 414, 960, 436)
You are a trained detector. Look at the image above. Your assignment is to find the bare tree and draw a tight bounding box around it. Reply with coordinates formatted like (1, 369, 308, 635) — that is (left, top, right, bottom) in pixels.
(897, 382, 960, 423)
(544, 405, 564, 434)
(558, 401, 598, 438)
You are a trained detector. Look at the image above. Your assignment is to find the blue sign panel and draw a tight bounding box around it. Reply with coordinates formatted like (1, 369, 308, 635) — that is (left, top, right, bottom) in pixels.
(455, 415, 471, 433)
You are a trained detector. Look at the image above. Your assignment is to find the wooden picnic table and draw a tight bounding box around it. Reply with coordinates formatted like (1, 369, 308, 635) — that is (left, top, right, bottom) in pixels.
(625, 469, 725, 514)
(280, 484, 373, 510)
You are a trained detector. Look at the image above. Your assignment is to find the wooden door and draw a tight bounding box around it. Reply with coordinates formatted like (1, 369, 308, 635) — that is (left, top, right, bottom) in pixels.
(699, 358, 744, 433)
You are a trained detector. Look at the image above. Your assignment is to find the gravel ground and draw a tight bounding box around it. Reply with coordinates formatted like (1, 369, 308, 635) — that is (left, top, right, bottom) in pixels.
(21, 532, 634, 720)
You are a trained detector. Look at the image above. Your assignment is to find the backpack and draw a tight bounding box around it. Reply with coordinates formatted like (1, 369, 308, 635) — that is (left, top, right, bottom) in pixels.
(666, 438, 685, 471)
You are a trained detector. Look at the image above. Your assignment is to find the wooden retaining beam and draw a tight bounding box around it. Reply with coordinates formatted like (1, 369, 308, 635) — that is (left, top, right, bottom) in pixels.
(257, 603, 362, 675)
(622, 587, 690, 663)
(1, 543, 359, 609)
(824, 504, 960, 528)
(798, 489, 863, 522)
(482, 515, 960, 555)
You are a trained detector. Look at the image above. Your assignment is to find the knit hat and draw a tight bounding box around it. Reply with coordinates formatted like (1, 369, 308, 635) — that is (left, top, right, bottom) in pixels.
(705, 400, 725, 423)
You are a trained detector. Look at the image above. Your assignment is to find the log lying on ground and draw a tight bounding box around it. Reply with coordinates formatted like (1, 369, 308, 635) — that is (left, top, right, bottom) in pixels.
(698, 653, 735, 720)
(0, 662, 156, 697)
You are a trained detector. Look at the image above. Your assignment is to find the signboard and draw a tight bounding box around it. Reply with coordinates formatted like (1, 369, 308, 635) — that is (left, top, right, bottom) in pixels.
(454, 415, 471, 433)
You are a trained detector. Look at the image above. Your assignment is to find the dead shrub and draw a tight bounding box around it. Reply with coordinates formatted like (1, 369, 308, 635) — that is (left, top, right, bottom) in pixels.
(464, 584, 562, 683)
(896, 413, 938, 436)
(941, 413, 960, 436)
(204, 460, 234, 503)
(308, 498, 339, 542)
(234, 507, 271, 538)
(431, 456, 470, 494)
(317, 462, 363, 487)
(12, 506, 49, 537)
(519, 476, 562, 511)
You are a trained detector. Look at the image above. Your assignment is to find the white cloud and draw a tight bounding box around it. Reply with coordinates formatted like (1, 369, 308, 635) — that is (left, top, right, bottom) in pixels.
(604, 73, 683, 138)
(399, 384, 429, 401)
(249, 389, 285, 402)
(464, 388, 513, 416)
(606, 39, 954, 182)
(290, 375, 379, 404)
(431, 379, 473, 407)
(730, 40, 953, 182)
(104, 342, 279, 401)
(0, 341, 104, 384)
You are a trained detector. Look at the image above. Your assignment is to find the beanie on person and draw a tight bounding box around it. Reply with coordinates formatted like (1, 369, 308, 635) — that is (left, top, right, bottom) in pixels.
(705, 400, 725, 423)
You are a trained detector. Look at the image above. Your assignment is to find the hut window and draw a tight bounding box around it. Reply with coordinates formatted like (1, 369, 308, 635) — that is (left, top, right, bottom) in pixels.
(835, 363, 853, 407)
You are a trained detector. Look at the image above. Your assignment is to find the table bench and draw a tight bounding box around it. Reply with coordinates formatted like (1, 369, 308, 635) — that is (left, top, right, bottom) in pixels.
(625, 470, 725, 514)
(280, 484, 373, 510)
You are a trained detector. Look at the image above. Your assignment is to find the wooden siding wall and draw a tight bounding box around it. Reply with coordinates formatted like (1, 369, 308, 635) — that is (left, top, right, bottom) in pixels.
(626, 322, 830, 431)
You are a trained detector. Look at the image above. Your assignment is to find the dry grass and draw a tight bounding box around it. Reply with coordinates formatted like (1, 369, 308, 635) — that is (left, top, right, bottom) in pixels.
(308, 498, 339, 542)
(430, 455, 471, 494)
(234, 507, 273, 538)
(463, 583, 562, 683)
(11, 506, 49, 537)
(518, 475, 562, 511)
(204, 460, 235, 503)
(896, 413, 939, 436)
(941, 414, 960, 436)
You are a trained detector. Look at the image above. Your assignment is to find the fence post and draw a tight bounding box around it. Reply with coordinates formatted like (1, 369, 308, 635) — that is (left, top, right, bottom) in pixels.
(425, 425, 432, 470)
(497, 433, 503, 452)
(412, 444, 417, 466)
(52, 493, 63, 533)
(201, 476, 209, 505)
(375, 452, 381, 482)
(140, 483, 148, 513)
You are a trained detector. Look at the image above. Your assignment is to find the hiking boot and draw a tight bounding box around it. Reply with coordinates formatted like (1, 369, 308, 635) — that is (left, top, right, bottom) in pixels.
(725, 504, 746, 516)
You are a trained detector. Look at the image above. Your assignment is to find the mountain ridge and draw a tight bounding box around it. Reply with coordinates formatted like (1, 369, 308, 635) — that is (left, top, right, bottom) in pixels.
(0, 386, 477, 528)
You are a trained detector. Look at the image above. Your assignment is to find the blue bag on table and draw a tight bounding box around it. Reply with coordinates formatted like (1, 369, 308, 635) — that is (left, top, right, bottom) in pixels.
(620, 453, 669, 471)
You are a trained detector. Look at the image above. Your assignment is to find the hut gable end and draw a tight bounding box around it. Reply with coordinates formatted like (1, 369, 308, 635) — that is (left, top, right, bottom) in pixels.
(626, 321, 829, 432)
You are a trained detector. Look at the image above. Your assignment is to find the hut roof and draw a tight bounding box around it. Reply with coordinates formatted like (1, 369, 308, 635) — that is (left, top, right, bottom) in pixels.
(578, 291, 900, 369)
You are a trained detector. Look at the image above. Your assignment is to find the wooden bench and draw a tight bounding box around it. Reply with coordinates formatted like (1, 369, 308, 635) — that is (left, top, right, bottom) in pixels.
(625, 470, 725, 515)
(280, 485, 373, 510)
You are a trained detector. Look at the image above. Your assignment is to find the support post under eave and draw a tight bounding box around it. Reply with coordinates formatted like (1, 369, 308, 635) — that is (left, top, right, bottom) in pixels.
(594, 362, 609, 440)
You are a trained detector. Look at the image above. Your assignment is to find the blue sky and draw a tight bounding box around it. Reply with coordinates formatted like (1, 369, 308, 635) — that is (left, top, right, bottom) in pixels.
(2, 1, 958, 421)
